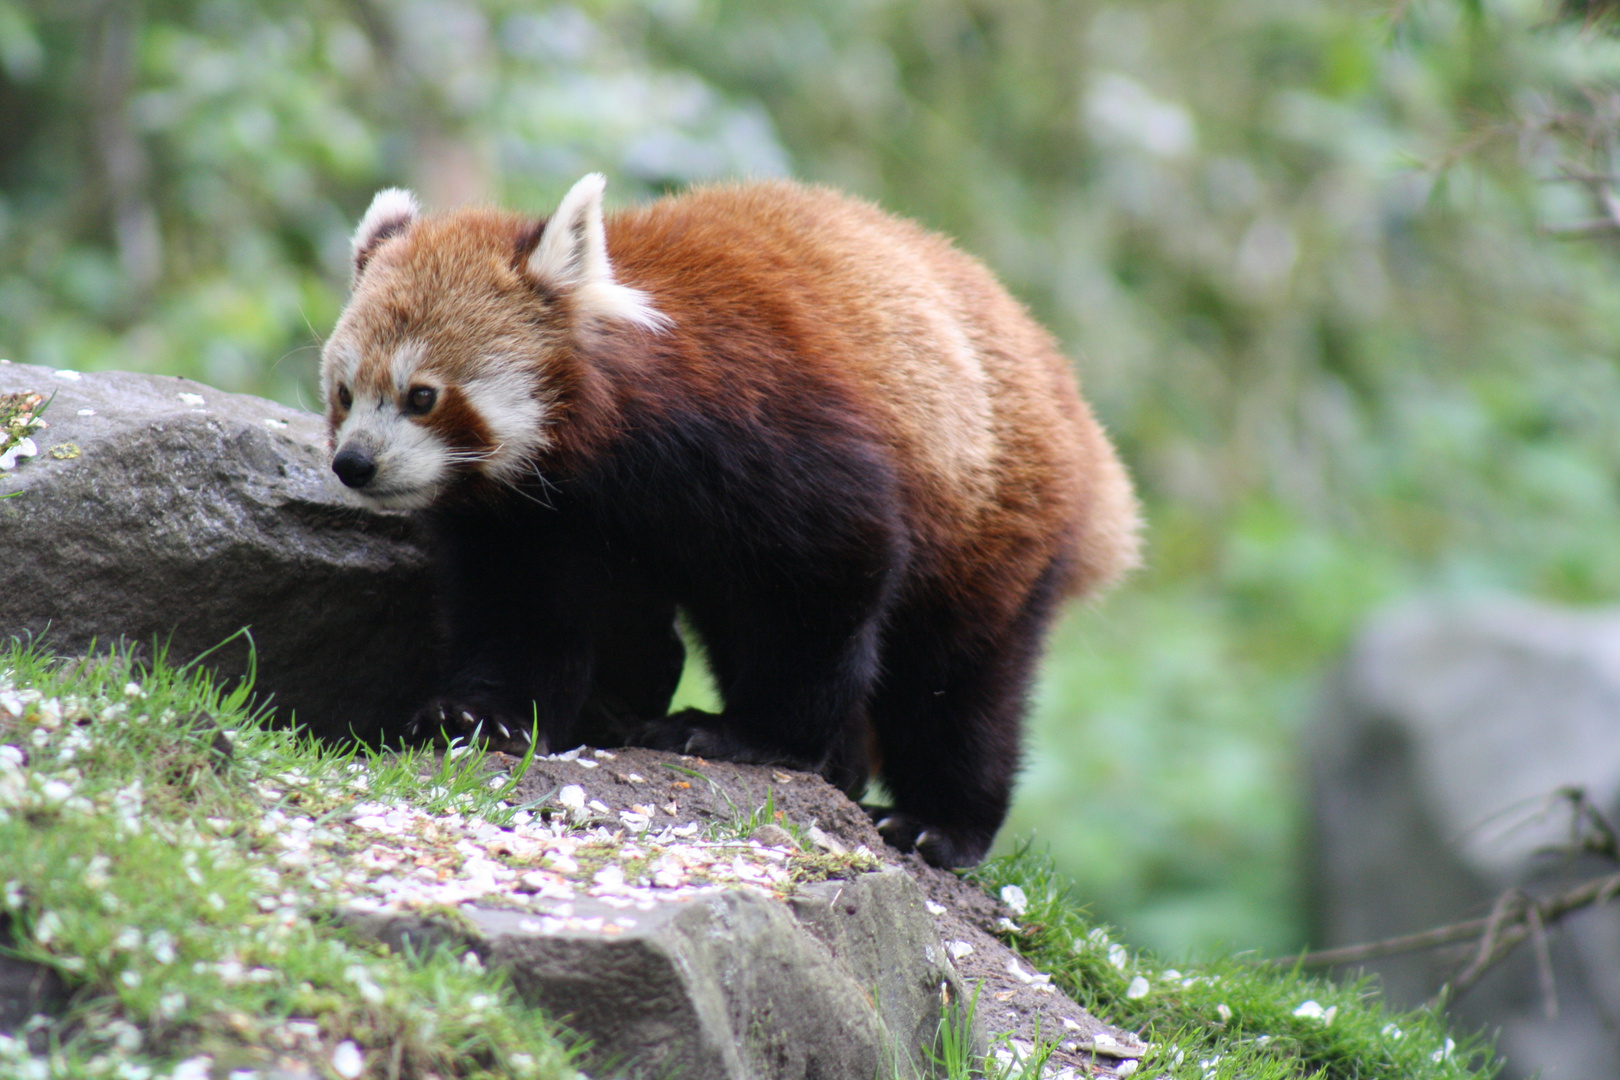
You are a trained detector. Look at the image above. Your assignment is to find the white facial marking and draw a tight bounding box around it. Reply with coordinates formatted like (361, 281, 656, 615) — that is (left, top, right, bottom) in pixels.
(324, 340, 445, 508)
(460, 361, 549, 483)
(332, 393, 453, 510)
(390, 340, 427, 393)
(326, 343, 549, 507)
(528, 173, 671, 333)
(320, 342, 360, 402)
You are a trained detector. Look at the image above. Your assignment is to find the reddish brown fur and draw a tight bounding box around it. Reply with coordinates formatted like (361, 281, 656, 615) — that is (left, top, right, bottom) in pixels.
(323, 179, 1139, 866)
(596, 184, 1137, 612)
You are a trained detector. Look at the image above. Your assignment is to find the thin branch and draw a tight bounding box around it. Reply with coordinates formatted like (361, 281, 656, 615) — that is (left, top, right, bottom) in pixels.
(1277, 869, 1620, 973)
(1437, 889, 1527, 1009)
(1528, 903, 1558, 1021)
(1539, 219, 1620, 236)
(1286, 914, 1494, 968)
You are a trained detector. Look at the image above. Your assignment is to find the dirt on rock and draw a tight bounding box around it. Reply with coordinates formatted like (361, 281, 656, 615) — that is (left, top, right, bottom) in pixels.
(498, 745, 1147, 1079)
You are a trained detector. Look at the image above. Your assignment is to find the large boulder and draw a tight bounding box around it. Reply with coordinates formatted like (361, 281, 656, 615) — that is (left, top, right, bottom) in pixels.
(343, 870, 961, 1080)
(1309, 596, 1620, 1080)
(335, 745, 1142, 1080)
(0, 361, 435, 740)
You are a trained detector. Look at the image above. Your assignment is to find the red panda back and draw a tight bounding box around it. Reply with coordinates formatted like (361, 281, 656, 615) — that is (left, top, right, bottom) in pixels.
(604, 181, 1139, 606)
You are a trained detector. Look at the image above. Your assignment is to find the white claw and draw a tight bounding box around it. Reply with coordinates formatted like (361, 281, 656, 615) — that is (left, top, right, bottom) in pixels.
(517, 729, 532, 744)
(496, 722, 511, 739)
(875, 816, 897, 831)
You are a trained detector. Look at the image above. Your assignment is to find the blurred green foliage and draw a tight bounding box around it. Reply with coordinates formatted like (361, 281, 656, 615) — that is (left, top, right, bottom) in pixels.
(6, 0, 1620, 957)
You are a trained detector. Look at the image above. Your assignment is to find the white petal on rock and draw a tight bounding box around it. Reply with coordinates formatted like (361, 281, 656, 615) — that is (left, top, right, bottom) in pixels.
(52, 369, 81, 380)
(1125, 975, 1151, 1000)
(947, 940, 973, 959)
(0, 438, 36, 470)
(999, 884, 1029, 915)
(331, 1040, 364, 1078)
(556, 785, 586, 811)
(924, 900, 947, 916)
(1292, 999, 1325, 1020)
(77, 408, 96, 416)
(1005, 956, 1053, 989)
(171, 1057, 213, 1080)
(177, 392, 206, 406)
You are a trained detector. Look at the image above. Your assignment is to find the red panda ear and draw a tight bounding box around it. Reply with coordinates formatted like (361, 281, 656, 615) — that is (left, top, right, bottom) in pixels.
(525, 174, 670, 332)
(351, 188, 420, 283)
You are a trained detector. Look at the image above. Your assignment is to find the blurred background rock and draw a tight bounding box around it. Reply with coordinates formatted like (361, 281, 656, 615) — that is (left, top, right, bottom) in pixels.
(7, 0, 1620, 973)
(1311, 595, 1620, 1079)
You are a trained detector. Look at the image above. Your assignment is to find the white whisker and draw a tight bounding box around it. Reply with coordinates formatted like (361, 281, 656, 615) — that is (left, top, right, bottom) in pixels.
(501, 474, 555, 510)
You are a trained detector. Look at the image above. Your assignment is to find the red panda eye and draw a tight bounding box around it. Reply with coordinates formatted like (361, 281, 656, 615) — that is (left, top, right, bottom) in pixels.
(406, 386, 437, 414)
(337, 384, 353, 410)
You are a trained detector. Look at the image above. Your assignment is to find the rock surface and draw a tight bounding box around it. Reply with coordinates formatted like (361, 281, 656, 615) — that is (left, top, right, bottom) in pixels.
(344, 870, 954, 1080)
(441, 746, 1139, 1080)
(0, 361, 435, 741)
(1309, 596, 1620, 1080)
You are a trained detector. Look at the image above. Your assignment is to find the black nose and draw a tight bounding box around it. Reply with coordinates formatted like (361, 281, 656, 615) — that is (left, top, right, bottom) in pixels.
(332, 445, 377, 489)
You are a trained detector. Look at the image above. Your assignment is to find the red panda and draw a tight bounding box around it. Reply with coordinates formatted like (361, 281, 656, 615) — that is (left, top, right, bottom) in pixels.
(321, 174, 1139, 867)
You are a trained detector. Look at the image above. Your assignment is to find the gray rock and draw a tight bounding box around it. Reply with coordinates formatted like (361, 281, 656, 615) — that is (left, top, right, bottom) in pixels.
(0, 361, 436, 741)
(1310, 595, 1620, 1080)
(750, 823, 799, 848)
(790, 871, 967, 1070)
(340, 869, 973, 1080)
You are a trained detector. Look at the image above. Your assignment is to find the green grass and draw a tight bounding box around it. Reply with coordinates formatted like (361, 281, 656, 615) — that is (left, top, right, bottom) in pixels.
(0, 639, 582, 1079)
(962, 844, 1499, 1080)
(919, 984, 1059, 1080)
(1, 637, 1498, 1080)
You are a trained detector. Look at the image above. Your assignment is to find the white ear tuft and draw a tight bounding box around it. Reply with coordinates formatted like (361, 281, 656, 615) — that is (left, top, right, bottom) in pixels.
(352, 188, 420, 279)
(529, 173, 607, 287)
(528, 173, 670, 332)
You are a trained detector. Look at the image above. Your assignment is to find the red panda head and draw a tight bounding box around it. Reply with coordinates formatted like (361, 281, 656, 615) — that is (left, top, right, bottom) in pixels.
(319, 174, 669, 510)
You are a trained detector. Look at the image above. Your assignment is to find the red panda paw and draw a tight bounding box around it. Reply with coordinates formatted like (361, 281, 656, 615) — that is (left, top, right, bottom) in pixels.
(868, 809, 990, 869)
(404, 698, 544, 756)
(634, 709, 817, 770)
